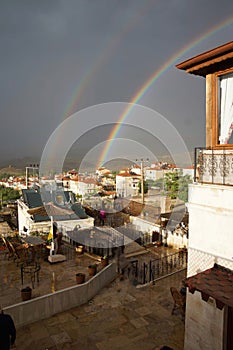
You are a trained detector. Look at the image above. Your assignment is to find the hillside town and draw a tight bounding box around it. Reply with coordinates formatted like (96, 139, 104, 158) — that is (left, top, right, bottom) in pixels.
(1, 24, 233, 350)
(0, 161, 192, 249)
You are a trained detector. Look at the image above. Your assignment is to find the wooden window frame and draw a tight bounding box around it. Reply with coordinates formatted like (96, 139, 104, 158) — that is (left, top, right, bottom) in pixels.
(212, 67, 233, 149)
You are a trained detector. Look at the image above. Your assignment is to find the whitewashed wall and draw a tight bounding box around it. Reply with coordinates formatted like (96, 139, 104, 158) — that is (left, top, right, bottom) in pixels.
(184, 292, 225, 350)
(184, 183, 233, 350)
(187, 183, 233, 262)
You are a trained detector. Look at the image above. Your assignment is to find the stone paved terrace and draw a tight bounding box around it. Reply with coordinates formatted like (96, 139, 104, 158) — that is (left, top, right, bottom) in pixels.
(13, 270, 185, 350)
(1, 243, 186, 349)
(0, 247, 101, 307)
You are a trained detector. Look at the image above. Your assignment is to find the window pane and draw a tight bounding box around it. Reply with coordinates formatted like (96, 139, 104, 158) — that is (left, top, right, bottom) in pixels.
(218, 72, 233, 144)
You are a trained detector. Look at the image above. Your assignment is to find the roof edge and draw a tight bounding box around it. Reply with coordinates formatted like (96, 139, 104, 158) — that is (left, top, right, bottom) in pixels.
(176, 41, 233, 73)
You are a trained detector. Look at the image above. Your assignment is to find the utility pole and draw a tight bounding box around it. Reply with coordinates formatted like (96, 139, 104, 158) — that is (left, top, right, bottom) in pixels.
(135, 158, 149, 205)
(25, 164, 39, 189)
(141, 161, 144, 205)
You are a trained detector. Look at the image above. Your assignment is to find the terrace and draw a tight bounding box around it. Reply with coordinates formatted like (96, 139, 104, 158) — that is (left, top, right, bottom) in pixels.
(0, 227, 187, 328)
(0, 239, 113, 306)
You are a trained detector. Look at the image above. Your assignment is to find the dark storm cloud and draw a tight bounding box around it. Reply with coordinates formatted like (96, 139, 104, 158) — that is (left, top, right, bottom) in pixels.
(0, 0, 233, 165)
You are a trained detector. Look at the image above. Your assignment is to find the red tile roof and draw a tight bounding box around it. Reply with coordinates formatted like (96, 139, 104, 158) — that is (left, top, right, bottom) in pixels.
(186, 264, 233, 310)
(70, 176, 79, 181)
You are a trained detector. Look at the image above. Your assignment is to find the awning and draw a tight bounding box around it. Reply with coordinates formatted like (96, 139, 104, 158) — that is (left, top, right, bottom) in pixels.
(186, 263, 233, 310)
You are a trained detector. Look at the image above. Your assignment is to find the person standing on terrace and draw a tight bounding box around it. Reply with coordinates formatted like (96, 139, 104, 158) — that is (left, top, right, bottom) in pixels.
(0, 308, 16, 350)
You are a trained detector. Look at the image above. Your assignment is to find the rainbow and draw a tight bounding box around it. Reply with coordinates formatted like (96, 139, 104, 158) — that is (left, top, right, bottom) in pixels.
(97, 15, 233, 168)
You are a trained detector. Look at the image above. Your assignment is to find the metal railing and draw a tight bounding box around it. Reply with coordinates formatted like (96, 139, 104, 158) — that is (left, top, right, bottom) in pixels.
(194, 147, 233, 185)
(127, 249, 187, 285)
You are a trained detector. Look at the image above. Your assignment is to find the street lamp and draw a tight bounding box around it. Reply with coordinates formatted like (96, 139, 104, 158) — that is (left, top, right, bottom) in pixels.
(135, 158, 149, 204)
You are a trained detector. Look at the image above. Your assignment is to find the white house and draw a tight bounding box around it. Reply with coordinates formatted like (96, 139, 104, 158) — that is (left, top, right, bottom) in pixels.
(69, 176, 79, 195)
(18, 189, 94, 236)
(130, 164, 141, 176)
(177, 41, 233, 350)
(77, 177, 100, 198)
(116, 172, 141, 198)
(175, 166, 194, 180)
(144, 167, 164, 181)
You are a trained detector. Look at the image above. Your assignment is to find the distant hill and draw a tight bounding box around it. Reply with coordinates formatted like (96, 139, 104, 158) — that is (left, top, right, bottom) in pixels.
(0, 156, 40, 170)
(0, 166, 24, 177)
(102, 158, 134, 171)
(0, 150, 194, 175)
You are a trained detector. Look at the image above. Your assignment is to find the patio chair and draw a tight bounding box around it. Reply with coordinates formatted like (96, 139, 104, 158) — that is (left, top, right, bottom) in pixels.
(1, 236, 18, 261)
(1, 236, 11, 260)
(170, 286, 186, 320)
(2, 237, 29, 265)
(15, 244, 32, 265)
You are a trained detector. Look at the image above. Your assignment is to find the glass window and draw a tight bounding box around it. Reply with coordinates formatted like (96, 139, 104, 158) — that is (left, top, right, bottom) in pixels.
(218, 72, 233, 144)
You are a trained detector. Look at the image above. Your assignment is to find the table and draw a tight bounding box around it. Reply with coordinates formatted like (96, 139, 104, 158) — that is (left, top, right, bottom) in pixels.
(22, 236, 46, 245)
(21, 261, 40, 288)
(22, 236, 49, 261)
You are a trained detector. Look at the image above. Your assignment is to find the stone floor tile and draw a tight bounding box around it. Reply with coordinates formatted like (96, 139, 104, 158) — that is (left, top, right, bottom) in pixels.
(50, 330, 72, 345)
(28, 322, 50, 340)
(130, 316, 149, 328)
(44, 323, 64, 336)
(96, 334, 132, 350)
(43, 315, 60, 327)
(135, 305, 152, 316)
(57, 311, 76, 323)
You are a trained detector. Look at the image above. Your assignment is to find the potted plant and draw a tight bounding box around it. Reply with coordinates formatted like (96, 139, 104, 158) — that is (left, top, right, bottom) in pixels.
(88, 264, 97, 276)
(76, 272, 85, 284)
(21, 286, 32, 301)
(101, 255, 109, 268)
(75, 245, 84, 254)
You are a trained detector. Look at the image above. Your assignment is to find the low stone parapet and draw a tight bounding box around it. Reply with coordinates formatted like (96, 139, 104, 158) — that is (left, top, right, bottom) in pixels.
(4, 262, 116, 327)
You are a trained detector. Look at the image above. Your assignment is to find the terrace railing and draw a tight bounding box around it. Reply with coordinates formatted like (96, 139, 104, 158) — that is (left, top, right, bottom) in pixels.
(194, 147, 233, 185)
(128, 249, 187, 285)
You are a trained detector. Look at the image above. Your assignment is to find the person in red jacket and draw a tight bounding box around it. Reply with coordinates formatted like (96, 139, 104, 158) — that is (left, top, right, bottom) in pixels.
(0, 309, 16, 350)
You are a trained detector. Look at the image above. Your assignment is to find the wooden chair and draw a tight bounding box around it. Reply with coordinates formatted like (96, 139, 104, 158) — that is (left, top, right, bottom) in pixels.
(1, 236, 10, 260)
(1, 236, 18, 261)
(2, 236, 29, 265)
(170, 286, 186, 320)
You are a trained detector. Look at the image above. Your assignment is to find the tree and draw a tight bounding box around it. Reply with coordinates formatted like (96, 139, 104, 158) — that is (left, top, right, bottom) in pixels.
(162, 171, 192, 202)
(177, 174, 192, 202)
(164, 171, 180, 198)
(0, 186, 20, 207)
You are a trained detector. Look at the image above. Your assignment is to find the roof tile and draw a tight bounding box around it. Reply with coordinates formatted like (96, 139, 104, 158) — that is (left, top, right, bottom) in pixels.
(186, 263, 233, 309)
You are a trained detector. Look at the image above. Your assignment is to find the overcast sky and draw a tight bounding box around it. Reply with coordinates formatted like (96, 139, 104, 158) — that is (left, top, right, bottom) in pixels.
(1, 0, 233, 168)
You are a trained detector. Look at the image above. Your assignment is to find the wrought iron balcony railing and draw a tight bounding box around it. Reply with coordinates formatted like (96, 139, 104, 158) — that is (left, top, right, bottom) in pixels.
(194, 147, 233, 185)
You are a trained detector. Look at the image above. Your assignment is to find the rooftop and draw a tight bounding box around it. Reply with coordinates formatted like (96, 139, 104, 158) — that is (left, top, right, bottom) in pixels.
(186, 263, 233, 310)
(176, 40, 233, 76)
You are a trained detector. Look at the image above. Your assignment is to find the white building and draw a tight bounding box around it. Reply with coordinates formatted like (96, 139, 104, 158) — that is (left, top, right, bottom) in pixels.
(177, 41, 233, 350)
(96, 167, 112, 177)
(69, 176, 79, 195)
(175, 166, 194, 179)
(130, 164, 141, 176)
(116, 172, 141, 198)
(18, 189, 94, 236)
(144, 167, 164, 181)
(77, 177, 100, 198)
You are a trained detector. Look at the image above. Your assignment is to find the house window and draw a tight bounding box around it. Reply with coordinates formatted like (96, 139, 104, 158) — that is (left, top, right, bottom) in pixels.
(218, 71, 233, 145)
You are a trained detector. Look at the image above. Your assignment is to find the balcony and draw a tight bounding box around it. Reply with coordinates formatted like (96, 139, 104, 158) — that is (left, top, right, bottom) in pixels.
(194, 147, 233, 186)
